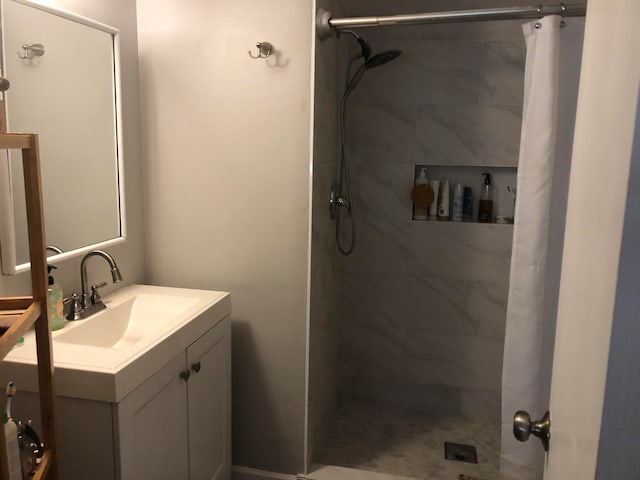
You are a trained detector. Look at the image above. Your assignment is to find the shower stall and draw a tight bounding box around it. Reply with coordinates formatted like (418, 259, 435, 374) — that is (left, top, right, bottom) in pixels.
(309, 1, 585, 479)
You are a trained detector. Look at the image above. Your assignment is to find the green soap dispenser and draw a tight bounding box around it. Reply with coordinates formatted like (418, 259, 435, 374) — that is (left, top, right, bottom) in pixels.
(47, 265, 64, 331)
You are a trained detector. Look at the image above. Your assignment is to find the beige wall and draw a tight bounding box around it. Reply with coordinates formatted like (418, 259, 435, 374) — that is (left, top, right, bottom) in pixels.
(0, 0, 146, 301)
(136, 0, 314, 474)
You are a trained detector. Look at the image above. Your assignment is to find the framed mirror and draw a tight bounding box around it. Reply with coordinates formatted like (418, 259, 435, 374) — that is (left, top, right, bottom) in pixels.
(0, 0, 125, 274)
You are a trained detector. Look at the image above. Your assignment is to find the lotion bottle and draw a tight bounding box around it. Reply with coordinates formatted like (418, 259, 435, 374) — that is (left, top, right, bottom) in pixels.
(47, 266, 64, 331)
(478, 173, 494, 223)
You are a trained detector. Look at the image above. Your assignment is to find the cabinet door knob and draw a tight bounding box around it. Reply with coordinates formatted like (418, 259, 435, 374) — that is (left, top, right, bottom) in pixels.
(191, 361, 201, 373)
(179, 369, 191, 381)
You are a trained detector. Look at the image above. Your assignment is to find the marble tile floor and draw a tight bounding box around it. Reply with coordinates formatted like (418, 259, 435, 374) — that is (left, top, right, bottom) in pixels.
(314, 402, 500, 480)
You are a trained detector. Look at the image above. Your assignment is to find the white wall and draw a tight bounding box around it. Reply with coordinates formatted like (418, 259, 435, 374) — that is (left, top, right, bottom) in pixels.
(0, 0, 146, 301)
(136, 0, 314, 474)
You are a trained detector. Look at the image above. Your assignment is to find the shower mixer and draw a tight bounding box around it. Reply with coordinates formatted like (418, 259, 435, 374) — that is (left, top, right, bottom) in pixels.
(322, 27, 401, 255)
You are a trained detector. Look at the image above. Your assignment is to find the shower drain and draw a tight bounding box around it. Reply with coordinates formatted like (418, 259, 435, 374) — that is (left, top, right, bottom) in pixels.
(444, 441, 478, 463)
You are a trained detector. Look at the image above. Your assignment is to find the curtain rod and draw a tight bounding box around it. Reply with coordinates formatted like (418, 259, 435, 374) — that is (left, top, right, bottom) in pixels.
(316, 3, 587, 39)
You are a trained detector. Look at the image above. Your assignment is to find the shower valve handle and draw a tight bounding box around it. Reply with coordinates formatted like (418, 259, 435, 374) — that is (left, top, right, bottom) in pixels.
(328, 184, 352, 219)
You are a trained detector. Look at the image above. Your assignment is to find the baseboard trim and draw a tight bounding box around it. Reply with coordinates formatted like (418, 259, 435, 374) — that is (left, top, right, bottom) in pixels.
(231, 465, 299, 480)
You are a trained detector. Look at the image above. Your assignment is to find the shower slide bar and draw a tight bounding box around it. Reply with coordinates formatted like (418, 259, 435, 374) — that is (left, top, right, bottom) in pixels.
(316, 3, 587, 39)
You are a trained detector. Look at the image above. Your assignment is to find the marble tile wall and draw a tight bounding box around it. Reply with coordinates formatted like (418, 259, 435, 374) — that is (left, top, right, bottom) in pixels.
(309, 0, 348, 464)
(335, 4, 526, 424)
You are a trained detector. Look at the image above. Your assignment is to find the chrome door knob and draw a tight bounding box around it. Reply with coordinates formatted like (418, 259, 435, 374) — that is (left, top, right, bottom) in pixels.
(513, 410, 551, 452)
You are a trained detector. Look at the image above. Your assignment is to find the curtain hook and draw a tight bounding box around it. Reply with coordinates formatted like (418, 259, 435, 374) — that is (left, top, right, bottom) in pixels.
(560, 3, 566, 27)
(535, 5, 543, 29)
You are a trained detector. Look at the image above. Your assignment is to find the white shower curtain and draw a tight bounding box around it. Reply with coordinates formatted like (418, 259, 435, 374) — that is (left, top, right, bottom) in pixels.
(501, 16, 584, 480)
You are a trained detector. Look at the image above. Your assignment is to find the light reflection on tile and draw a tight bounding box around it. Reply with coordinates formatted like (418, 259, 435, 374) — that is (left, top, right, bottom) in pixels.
(353, 40, 484, 110)
(480, 41, 526, 106)
(417, 105, 522, 167)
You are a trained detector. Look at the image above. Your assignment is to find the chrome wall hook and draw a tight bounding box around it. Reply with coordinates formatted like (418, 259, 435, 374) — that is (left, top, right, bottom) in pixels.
(248, 42, 273, 59)
(17, 43, 45, 60)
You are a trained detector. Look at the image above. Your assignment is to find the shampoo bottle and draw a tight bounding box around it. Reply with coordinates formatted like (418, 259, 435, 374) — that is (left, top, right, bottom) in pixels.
(478, 173, 493, 223)
(47, 266, 64, 331)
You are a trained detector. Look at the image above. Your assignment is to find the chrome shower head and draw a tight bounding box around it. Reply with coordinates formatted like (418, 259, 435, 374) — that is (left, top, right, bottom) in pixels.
(338, 30, 402, 70)
(365, 50, 402, 69)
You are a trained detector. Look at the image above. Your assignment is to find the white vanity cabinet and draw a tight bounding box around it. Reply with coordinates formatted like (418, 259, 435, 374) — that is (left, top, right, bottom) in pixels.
(0, 285, 231, 480)
(116, 317, 231, 480)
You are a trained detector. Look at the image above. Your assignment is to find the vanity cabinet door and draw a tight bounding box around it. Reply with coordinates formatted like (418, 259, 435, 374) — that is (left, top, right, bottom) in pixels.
(186, 317, 231, 480)
(115, 352, 190, 480)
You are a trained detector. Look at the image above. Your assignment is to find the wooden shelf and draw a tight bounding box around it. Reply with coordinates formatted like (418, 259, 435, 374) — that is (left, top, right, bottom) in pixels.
(32, 449, 54, 480)
(0, 132, 35, 150)
(0, 299, 41, 360)
(0, 132, 59, 480)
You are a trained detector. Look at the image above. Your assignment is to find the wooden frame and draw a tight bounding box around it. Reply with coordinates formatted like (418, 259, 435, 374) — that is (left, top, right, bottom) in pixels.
(0, 133, 58, 479)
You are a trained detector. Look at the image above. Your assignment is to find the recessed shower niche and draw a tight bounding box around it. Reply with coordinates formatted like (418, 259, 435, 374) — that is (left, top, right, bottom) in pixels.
(411, 165, 518, 224)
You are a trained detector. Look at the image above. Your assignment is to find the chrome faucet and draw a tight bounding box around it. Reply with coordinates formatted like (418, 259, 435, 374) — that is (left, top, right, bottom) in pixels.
(66, 250, 123, 320)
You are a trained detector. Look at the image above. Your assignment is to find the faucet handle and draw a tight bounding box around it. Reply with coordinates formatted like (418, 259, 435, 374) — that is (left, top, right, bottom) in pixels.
(90, 282, 108, 305)
(64, 293, 83, 321)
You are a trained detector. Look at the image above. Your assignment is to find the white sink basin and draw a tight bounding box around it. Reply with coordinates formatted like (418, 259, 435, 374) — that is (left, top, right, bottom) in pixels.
(55, 292, 202, 349)
(2, 284, 230, 402)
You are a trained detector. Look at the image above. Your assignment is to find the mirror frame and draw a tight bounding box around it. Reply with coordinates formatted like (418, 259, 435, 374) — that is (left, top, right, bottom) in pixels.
(0, 0, 126, 274)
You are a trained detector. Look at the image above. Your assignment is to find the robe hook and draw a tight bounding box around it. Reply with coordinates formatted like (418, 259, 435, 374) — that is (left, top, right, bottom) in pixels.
(249, 42, 273, 59)
(17, 43, 45, 60)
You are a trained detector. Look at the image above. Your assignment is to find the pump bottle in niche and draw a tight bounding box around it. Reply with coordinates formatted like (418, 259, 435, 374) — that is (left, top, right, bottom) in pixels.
(411, 167, 433, 221)
(478, 173, 493, 223)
